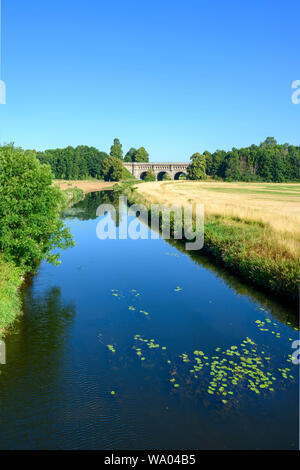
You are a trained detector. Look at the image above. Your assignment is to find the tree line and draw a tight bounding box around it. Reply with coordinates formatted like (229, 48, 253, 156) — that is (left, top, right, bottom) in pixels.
(34, 138, 150, 181)
(19, 136, 300, 183)
(188, 137, 300, 182)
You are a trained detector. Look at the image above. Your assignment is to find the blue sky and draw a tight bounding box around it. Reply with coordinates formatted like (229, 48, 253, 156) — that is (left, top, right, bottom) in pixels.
(0, 0, 299, 161)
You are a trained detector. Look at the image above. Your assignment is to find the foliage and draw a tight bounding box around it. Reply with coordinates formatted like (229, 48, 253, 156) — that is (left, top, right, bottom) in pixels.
(187, 153, 206, 180)
(134, 147, 149, 162)
(110, 138, 123, 160)
(0, 145, 74, 271)
(124, 146, 149, 162)
(101, 156, 124, 181)
(35, 139, 150, 179)
(203, 137, 300, 182)
(162, 172, 171, 181)
(123, 167, 136, 180)
(36, 146, 109, 180)
(143, 170, 156, 181)
(124, 147, 137, 162)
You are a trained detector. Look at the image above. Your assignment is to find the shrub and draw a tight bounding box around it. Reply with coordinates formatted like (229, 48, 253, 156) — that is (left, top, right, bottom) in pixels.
(144, 170, 156, 182)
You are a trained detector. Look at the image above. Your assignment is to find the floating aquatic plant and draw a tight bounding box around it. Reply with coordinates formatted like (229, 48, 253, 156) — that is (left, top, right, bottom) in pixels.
(140, 310, 149, 316)
(174, 286, 182, 292)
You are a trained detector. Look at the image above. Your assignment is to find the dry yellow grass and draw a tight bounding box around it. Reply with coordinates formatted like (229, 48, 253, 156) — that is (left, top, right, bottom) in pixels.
(54, 179, 114, 194)
(136, 181, 300, 259)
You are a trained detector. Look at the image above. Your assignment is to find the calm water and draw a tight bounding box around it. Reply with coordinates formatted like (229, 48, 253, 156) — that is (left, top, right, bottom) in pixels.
(0, 191, 298, 450)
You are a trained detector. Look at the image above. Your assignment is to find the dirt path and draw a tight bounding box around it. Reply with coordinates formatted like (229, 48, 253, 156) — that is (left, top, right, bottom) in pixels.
(54, 180, 114, 194)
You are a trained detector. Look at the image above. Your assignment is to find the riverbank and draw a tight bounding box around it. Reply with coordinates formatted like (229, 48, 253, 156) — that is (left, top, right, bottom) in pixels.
(128, 181, 300, 302)
(0, 255, 22, 338)
(0, 185, 83, 337)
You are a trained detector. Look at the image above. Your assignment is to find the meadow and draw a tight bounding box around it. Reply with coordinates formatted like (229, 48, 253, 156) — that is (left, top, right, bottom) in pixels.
(133, 181, 300, 300)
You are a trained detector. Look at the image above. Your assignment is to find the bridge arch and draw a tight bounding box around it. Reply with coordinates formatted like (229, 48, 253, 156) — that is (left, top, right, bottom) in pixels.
(174, 171, 187, 180)
(140, 171, 148, 180)
(157, 171, 171, 181)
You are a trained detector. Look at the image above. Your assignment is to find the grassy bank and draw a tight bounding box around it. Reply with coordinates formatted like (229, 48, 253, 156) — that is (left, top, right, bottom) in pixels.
(128, 181, 300, 302)
(0, 255, 22, 337)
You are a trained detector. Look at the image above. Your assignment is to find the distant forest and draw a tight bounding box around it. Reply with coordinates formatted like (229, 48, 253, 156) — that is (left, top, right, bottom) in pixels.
(204, 137, 300, 182)
(32, 137, 300, 182)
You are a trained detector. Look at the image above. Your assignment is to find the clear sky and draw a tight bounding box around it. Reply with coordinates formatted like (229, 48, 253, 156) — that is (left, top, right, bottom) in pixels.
(0, 0, 299, 161)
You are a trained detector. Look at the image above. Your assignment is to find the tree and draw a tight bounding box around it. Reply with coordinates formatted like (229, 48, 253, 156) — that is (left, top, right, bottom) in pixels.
(144, 170, 156, 181)
(101, 156, 124, 181)
(0, 145, 74, 271)
(110, 138, 123, 160)
(261, 137, 277, 148)
(187, 153, 206, 180)
(223, 151, 241, 180)
(134, 147, 149, 162)
(124, 147, 137, 162)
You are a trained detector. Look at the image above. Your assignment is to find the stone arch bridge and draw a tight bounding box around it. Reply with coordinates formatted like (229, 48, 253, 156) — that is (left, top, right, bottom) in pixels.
(123, 162, 189, 180)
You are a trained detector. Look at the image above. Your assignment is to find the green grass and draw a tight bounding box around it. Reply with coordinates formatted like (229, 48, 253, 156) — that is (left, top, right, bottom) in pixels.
(203, 215, 299, 300)
(0, 254, 22, 336)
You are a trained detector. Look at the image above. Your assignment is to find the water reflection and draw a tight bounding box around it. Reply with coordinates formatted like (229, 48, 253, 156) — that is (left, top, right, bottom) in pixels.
(62, 191, 124, 226)
(0, 191, 297, 450)
(0, 282, 75, 391)
(66, 191, 298, 326)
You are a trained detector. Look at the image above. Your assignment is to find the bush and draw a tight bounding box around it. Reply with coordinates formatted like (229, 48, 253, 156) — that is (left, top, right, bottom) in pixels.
(144, 170, 156, 182)
(123, 167, 136, 180)
(0, 145, 74, 271)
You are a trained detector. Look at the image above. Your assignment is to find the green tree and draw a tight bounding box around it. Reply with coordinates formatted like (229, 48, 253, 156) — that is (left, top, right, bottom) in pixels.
(187, 153, 206, 180)
(124, 147, 137, 162)
(110, 138, 123, 160)
(0, 145, 74, 271)
(134, 147, 149, 162)
(261, 137, 277, 148)
(101, 156, 124, 181)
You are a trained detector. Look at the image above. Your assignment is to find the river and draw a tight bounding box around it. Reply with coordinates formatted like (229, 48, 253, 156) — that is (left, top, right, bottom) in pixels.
(0, 191, 298, 449)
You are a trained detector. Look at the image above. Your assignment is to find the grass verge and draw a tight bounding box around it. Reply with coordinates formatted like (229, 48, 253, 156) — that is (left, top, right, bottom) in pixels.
(0, 254, 22, 337)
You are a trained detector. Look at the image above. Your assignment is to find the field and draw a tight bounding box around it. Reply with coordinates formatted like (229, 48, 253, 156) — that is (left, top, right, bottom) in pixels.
(133, 181, 300, 300)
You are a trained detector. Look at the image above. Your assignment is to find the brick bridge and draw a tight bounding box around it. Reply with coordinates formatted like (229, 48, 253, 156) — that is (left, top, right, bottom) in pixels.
(123, 162, 189, 180)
